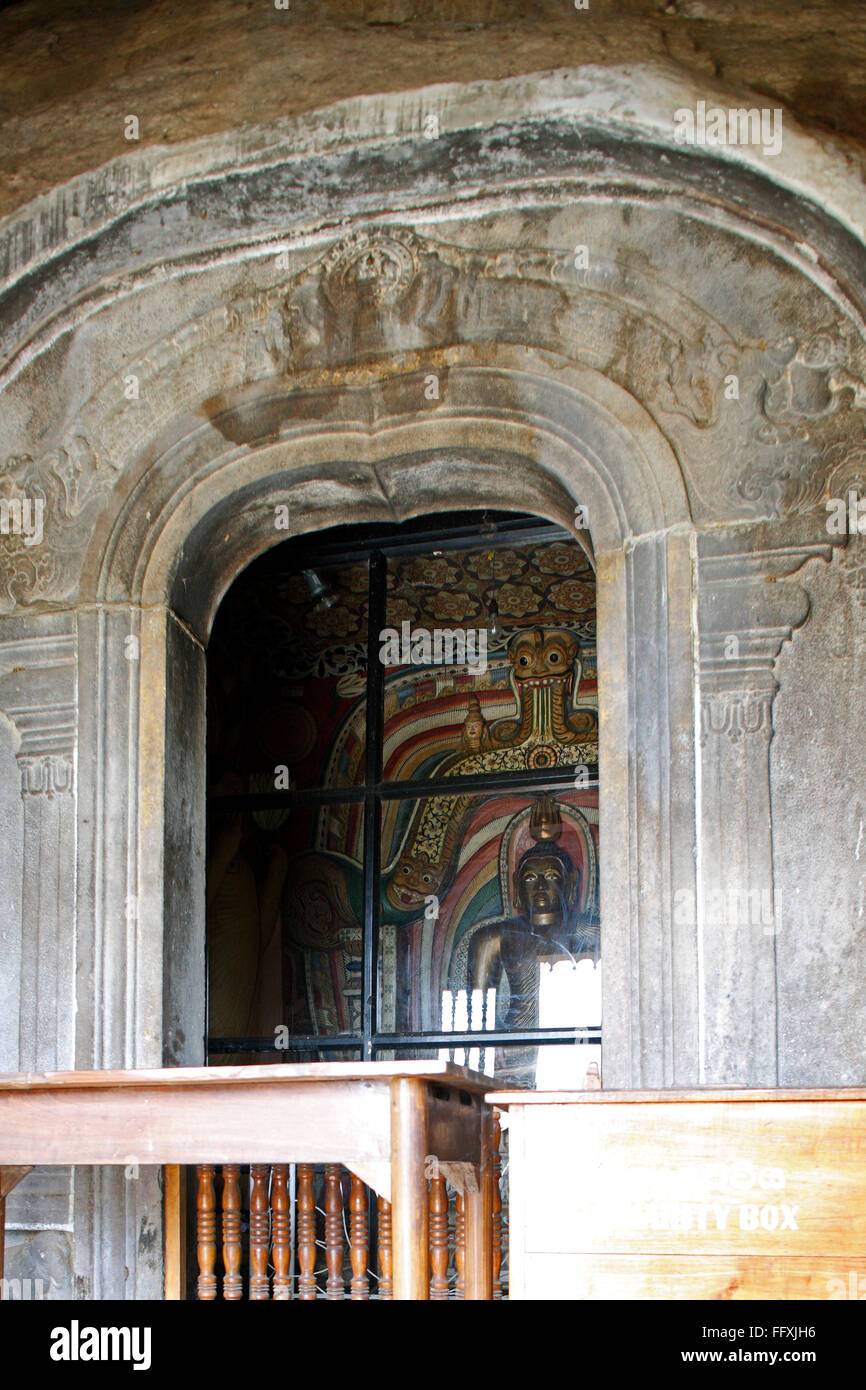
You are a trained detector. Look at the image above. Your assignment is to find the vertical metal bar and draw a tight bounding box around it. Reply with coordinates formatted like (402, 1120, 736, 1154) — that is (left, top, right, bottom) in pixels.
(362, 551, 386, 1060)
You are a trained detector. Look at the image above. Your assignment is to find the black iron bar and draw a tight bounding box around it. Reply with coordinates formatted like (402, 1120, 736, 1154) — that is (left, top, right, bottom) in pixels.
(208, 1027, 601, 1053)
(362, 551, 387, 1060)
(208, 764, 599, 812)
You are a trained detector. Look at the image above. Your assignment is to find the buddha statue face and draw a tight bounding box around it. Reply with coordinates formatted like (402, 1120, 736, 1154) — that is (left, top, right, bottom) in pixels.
(514, 849, 577, 930)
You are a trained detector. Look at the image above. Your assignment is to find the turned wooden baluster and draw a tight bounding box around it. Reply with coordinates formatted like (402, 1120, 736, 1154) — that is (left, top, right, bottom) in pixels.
(249, 1164, 270, 1300)
(349, 1175, 369, 1300)
(454, 1189, 465, 1300)
(324, 1164, 345, 1300)
(429, 1174, 449, 1299)
(297, 1164, 317, 1300)
(221, 1164, 242, 1300)
(377, 1195, 393, 1300)
(271, 1165, 291, 1301)
(196, 1164, 217, 1301)
(492, 1111, 503, 1300)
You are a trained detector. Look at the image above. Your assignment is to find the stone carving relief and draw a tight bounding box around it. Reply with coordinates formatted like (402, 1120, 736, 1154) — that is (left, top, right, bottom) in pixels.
(728, 434, 866, 550)
(659, 328, 739, 430)
(0, 438, 119, 613)
(0, 630, 77, 802)
(225, 287, 293, 380)
(755, 330, 866, 446)
(699, 689, 774, 746)
(817, 443, 866, 606)
(4, 218, 866, 613)
(838, 538, 866, 606)
(281, 228, 471, 366)
(18, 753, 75, 797)
(712, 329, 866, 521)
(636, 310, 866, 524)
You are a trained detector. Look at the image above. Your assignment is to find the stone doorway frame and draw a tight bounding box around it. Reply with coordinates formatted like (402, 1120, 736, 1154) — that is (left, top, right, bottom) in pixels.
(81, 352, 697, 1138)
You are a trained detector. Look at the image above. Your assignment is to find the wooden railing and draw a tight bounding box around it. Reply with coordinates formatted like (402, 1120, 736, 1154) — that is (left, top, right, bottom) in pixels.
(0, 1061, 500, 1301)
(192, 1114, 505, 1300)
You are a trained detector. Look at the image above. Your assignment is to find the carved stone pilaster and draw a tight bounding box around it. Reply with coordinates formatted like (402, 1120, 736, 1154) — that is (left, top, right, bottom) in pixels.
(0, 621, 77, 1290)
(696, 526, 838, 1086)
(0, 627, 76, 1073)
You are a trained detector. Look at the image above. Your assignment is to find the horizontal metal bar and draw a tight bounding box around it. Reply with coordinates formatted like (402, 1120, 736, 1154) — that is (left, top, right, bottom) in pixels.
(208, 1036, 362, 1054)
(252, 513, 569, 567)
(209, 1028, 601, 1053)
(372, 1029, 602, 1048)
(208, 764, 599, 813)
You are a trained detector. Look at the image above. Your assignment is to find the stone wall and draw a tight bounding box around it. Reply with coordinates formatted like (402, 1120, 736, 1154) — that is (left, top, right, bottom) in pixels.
(2, 0, 866, 218)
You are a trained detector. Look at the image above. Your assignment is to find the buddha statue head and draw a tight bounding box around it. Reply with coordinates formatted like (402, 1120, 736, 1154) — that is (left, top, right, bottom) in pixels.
(513, 795, 579, 931)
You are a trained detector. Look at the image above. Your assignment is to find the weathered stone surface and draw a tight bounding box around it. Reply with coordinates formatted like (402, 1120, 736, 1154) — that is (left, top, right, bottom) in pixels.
(773, 529, 866, 1086)
(2, 1, 866, 219)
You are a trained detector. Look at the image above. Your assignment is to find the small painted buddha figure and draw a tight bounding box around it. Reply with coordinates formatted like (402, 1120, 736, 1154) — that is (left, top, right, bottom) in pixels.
(460, 693, 491, 753)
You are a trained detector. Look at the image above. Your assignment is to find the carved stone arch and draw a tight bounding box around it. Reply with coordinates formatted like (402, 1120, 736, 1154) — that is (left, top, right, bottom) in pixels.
(65, 356, 698, 1245)
(82, 348, 690, 626)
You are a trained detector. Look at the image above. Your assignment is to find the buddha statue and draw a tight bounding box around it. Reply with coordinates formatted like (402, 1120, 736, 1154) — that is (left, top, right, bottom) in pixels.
(466, 795, 599, 1080)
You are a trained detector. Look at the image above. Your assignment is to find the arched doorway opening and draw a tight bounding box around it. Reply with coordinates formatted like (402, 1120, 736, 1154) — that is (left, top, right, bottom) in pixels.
(205, 508, 601, 1091)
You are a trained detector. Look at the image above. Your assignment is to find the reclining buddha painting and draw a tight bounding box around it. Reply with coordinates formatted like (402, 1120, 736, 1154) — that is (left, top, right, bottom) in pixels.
(206, 513, 600, 1087)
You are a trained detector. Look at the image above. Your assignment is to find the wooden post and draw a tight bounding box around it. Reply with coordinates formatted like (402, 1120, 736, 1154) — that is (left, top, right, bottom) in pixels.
(271, 1165, 291, 1301)
(163, 1165, 185, 1301)
(250, 1164, 270, 1300)
(297, 1164, 317, 1300)
(454, 1189, 465, 1300)
(324, 1164, 345, 1300)
(390, 1077, 429, 1300)
(221, 1164, 242, 1300)
(429, 1174, 449, 1299)
(492, 1111, 503, 1300)
(377, 1195, 393, 1301)
(196, 1164, 217, 1301)
(463, 1109, 494, 1300)
(349, 1175, 369, 1300)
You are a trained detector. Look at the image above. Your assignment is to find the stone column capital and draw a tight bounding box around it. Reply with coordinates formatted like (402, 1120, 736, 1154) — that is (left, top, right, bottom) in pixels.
(697, 528, 839, 743)
(0, 630, 76, 797)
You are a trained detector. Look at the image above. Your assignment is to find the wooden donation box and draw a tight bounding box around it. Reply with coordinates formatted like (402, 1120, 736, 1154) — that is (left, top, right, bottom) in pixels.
(490, 1088, 866, 1300)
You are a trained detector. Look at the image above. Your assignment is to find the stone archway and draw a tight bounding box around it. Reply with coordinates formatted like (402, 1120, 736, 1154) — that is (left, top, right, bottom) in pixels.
(85, 356, 694, 1113)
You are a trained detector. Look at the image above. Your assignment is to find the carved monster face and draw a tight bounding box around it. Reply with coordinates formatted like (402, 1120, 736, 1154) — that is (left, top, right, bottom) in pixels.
(508, 628, 580, 691)
(385, 853, 445, 912)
